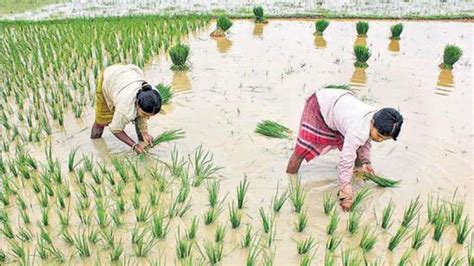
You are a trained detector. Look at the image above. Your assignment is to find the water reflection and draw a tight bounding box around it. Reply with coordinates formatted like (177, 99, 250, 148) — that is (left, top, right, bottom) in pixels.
(354, 36, 367, 46)
(213, 36, 233, 53)
(435, 69, 454, 96)
(350, 67, 367, 85)
(314, 35, 327, 49)
(388, 39, 400, 52)
(253, 23, 265, 37)
(171, 71, 192, 92)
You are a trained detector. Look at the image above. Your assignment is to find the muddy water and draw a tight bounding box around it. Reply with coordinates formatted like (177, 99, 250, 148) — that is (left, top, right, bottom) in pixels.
(3, 20, 472, 264)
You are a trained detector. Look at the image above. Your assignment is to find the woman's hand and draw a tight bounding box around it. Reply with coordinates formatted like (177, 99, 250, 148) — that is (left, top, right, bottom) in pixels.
(133, 143, 146, 154)
(142, 132, 154, 146)
(338, 184, 353, 212)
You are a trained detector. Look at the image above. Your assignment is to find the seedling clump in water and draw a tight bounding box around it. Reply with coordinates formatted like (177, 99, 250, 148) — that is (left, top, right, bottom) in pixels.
(253, 6, 267, 23)
(169, 43, 190, 71)
(390, 23, 403, 40)
(353, 45, 371, 69)
(315, 19, 330, 36)
(356, 21, 369, 37)
(255, 120, 291, 139)
(155, 83, 173, 104)
(211, 15, 233, 37)
(440, 44, 463, 70)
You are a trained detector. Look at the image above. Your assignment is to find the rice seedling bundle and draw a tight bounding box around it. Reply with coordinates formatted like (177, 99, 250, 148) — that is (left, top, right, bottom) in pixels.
(390, 23, 403, 40)
(441, 44, 463, 70)
(155, 83, 173, 104)
(315, 20, 330, 36)
(353, 45, 371, 68)
(362, 173, 400, 187)
(169, 43, 190, 71)
(217, 15, 233, 31)
(356, 21, 369, 37)
(255, 120, 291, 139)
(253, 6, 267, 23)
(151, 129, 185, 148)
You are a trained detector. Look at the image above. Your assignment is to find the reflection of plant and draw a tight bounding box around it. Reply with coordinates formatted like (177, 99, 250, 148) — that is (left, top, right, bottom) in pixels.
(441, 44, 463, 70)
(353, 45, 371, 68)
(356, 21, 369, 37)
(217, 15, 233, 31)
(315, 20, 330, 35)
(253, 6, 266, 23)
(169, 43, 190, 71)
(390, 23, 403, 40)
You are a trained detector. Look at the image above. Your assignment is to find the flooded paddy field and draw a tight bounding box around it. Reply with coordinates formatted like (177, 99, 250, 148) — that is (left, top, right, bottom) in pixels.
(0, 18, 473, 265)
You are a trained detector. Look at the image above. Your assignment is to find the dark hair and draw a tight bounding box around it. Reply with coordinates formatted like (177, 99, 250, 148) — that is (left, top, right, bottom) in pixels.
(373, 108, 403, 140)
(136, 82, 162, 114)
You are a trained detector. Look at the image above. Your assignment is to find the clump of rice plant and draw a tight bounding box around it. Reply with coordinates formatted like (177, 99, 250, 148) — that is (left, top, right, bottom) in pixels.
(440, 44, 463, 70)
(341, 248, 363, 265)
(411, 222, 429, 250)
(169, 43, 190, 71)
(156, 83, 173, 105)
(176, 233, 192, 260)
(203, 207, 220, 225)
(290, 181, 306, 213)
(246, 243, 262, 266)
(236, 176, 249, 209)
(353, 45, 371, 69)
(214, 224, 227, 243)
(456, 216, 472, 244)
(401, 196, 422, 228)
(315, 19, 330, 36)
(134, 233, 157, 257)
(359, 226, 377, 253)
(259, 207, 273, 233)
(271, 186, 287, 213)
(350, 187, 371, 211)
(432, 212, 446, 242)
(296, 236, 316, 255)
(443, 248, 464, 266)
(300, 252, 316, 266)
(228, 201, 241, 229)
(347, 210, 362, 235)
(448, 200, 464, 225)
(356, 21, 369, 37)
(73, 231, 91, 258)
(255, 120, 291, 139)
(253, 6, 267, 23)
(201, 241, 223, 265)
(388, 225, 409, 252)
(295, 209, 308, 232)
(207, 180, 219, 208)
(422, 249, 440, 266)
(323, 192, 336, 215)
(362, 173, 400, 187)
(381, 200, 395, 229)
(390, 23, 403, 40)
(399, 248, 412, 266)
(327, 209, 339, 235)
(191, 145, 222, 187)
(241, 225, 255, 248)
(151, 129, 185, 148)
(211, 15, 233, 37)
(326, 233, 342, 253)
(109, 243, 123, 262)
(151, 212, 170, 240)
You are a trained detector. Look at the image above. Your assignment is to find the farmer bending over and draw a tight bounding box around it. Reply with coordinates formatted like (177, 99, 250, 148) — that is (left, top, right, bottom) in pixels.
(90, 64, 162, 154)
(286, 87, 403, 211)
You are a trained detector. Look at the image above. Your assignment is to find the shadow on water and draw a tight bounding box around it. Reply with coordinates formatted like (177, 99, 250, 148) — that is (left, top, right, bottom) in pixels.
(354, 36, 367, 46)
(435, 69, 454, 96)
(314, 35, 327, 49)
(253, 23, 265, 37)
(171, 71, 191, 92)
(212, 36, 233, 53)
(388, 39, 400, 52)
(350, 67, 367, 86)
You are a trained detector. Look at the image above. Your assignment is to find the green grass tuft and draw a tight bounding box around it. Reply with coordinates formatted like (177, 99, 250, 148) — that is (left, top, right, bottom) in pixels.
(151, 129, 185, 148)
(381, 200, 395, 229)
(441, 44, 463, 70)
(156, 83, 173, 105)
(390, 23, 403, 40)
(169, 43, 190, 71)
(456, 216, 472, 244)
(353, 45, 371, 68)
(253, 6, 266, 23)
(296, 236, 316, 255)
(217, 15, 233, 31)
(350, 187, 371, 211)
(315, 19, 330, 35)
(388, 225, 409, 252)
(401, 196, 422, 227)
(255, 120, 291, 139)
(356, 21, 369, 37)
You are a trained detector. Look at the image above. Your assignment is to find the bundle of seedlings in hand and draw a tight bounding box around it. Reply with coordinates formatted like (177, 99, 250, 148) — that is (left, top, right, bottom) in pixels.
(350, 187, 371, 211)
(359, 226, 377, 253)
(381, 200, 395, 229)
(323, 192, 336, 215)
(440, 44, 462, 70)
(211, 15, 233, 37)
(362, 173, 400, 187)
(456, 216, 472, 244)
(356, 21, 369, 37)
(388, 225, 409, 251)
(353, 45, 371, 69)
(327, 209, 339, 235)
(290, 181, 306, 213)
(156, 83, 173, 104)
(347, 210, 362, 235)
(390, 23, 403, 40)
(236, 176, 249, 209)
(401, 196, 422, 228)
(151, 129, 185, 148)
(326, 233, 342, 253)
(253, 6, 267, 23)
(228, 201, 241, 229)
(191, 145, 222, 187)
(255, 120, 291, 139)
(295, 209, 308, 232)
(271, 186, 287, 213)
(315, 19, 330, 36)
(169, 44, 190, 71)
(411, 222, 430, 250)
(324, 84, 352, 90)
(296, 236, 316, 255)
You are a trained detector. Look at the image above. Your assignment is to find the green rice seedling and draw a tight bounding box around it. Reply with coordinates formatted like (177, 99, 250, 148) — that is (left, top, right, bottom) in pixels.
(111, 209, 123, 227)
(0, 249, 5, 263)
(78, 196, 90, 210)
(135, 204, 151, 223)
(290, 181, 306, 213)
(114, 182, 125, 197)
(39, 226, 52, 245)
(200, 241, 224, 265)
(96, 202, 109, 229)
(411, 223, 430, 250)
(398, 248, 412, 266)
(76, 208, 92, 225)
(128, 159, 141, 181)
(91, 170, 103, 185)
(73, 231, 91, 258)
(132, 193, 141, 210)
(166, 147, 187, 177)
(37, 237, 49, 260)
(443, 248, 464, 266)
(323, 192, 336, 215)
(148, 185, 160, 207)
(151, 211, 170, 239)
(241, 225, 256, 248)
(100, 228, 115, 248)
(246, 243, 262, 266)
(191, 145, 222, 187)
(441, 45, 463, 70)
(433, 212, 446, 241)
(0, 191, 10, 206)
(177, 184, 191, 203)
(253, 6, 266, 23)
(300, 252, 316, 266)
(40, 207, 49, 226)
(467, 241, 473, 266)
(315, 19, 330, 35)
(347, 210, 362, 235)
(295, 209, 308, 232)
(19, 208, 30, 225)
(215, 224, 227, 243)
(341, 248, 363, 266)
(134, 234, 157, 257)
(388, 225, 409, 251)
(204, 208, 220, 225)
(326, 233, 342, 253)
(61, 229, 74, 246)
(111, 157, 129, 183)
(422, 249, 440, 266)
(456, 216, 472, 244)
(68, 147, 80, 172)
(217, 15, 233, 32)
(17, 226, 32, 242)
(362, 173, 400, 187)
(105, 172, 115, 186)
(448, 201, 464, 225)
(186, 217, 199, 240)
(0, 210, 7, 223)
(359, 226, 377, 253)
(109, 243, 123, 262)
(76, 168, 85, 184)
(228, 201, 241, 228)
(176, 233, 192, 260)
(88, 229, 100, 245)
(255, 120, 291, 139)
(381, 200, 395, 229)
(356, 21, 369, 37)
(16, 194, 27, 211)
(47, 245, 66, 263)
(327, 209, 340, 235)
(207, 180, 220, 208)
(134, 181, 142, 195)
(9, 240, 26, 262)
(89, 184, 104, 198)
(401, 196, 422, 227)
(169, 44, 190, 71)
(237, 176, 250, 209)
(353, 45, 372, 68)
(156, 83, 173, 105)
(82, 155, 94, 172)
(390, 23, 403, 40)
(266, 223, 277, 247)
(259, 207, 273, 233)
(350, 187, 372, 211)
(297, 236, 316, 255)
(263, 249, 275, 266)
(324, 250, 335, 266)
(271, 186, 288, 213)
